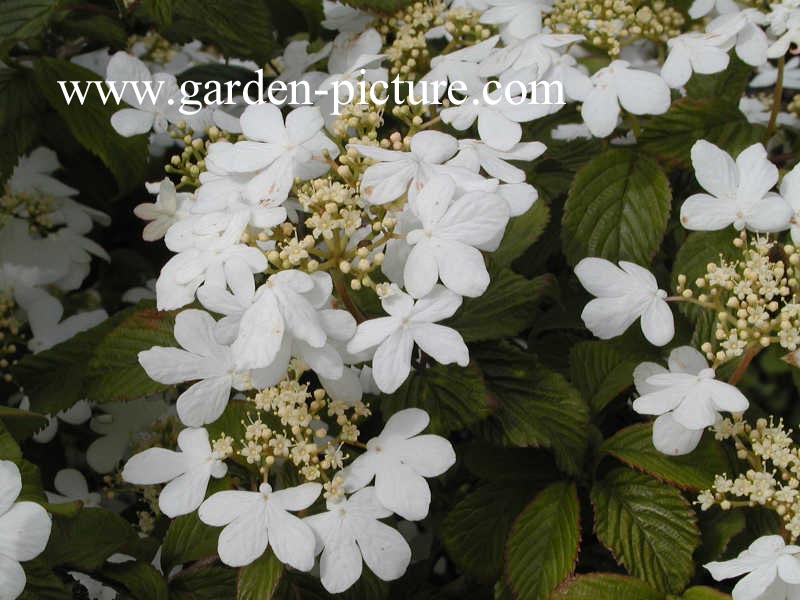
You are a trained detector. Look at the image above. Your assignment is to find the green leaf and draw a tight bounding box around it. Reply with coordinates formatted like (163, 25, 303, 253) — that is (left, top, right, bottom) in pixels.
(56, 15, 127, 48)
(552, 573, 663, 600)
(99, 561, 169, 600)
(696, 509, 746, 564)
(0, 0, 56, 46)
(461, 443, 560, 483)
(0, 405, 48, 441)
(679, 586, 731, 600)
(338, 0, 411, 13)
(492, 200, 550, 268)
(591, 468, 700, 593)
(686, 53, 752, 106)
(162, 512, 221, 572)
(381, 363, 489, 435)
(569, 340, 637, 413)
(442, 482, 536, 583)
(505, 481, 580, 600)
(0, 65, 44, 182)
(639, 99, 763, 169)
(601, 423, 730, 491)
(0, 421, 22, 461)
(237, 550, 283, 600)
(476, 343, 590, 475)
(170, 567, 237, 600)
(14, 303, 177, 414)
(445, 270, 553, 342)
(561, 148, 671, 265)
(171, 0, 273, 64)
(143, 0, 175, 26)
(19, 558, 72, 600)
(32, 57, 149, 193)
(43, 508, 137, 571)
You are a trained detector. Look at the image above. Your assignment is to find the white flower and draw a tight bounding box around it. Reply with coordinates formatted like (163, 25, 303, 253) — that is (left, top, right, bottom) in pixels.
(341, 408, 455, 520)
(198, 482, 321, 570)
(706, 535, 800, 600)
(321, 0, 374, 33)
(105, 52, 183, 136)
(634, 346, 716, 455)
(751, 57, 800, 89)
(403, 175, 508, 297)
(134, 179, 193, 242)
(0, 460, 51, 600)
(574, 257, 674, 346)
(478, 33, 584, 86)
(226, 270, 331, 371)
(347, 285, 468, 393)
(139, 309, 248, 427)
(86, 396, 168, 473)
(45, 469, 101, 507)
(680, 140, 793, 233)
(304, 487, 412, 593)
(687, 0, 739, 20)
(23, 289, 107, 353)
(416, 35, 500, 101)
(767, 2, 800, 59)
(633, 362, 748, 433)
(122, 427, 227, 518)
(7, 147, 77, 198)
(350, 131, 487, 205)
(661, 31, 733, 88)
(208, 104, 337, 204)
(581, 60, 671, 138)
(447, 139, 546, 184)
(780, 162, 800, 244)
(478, 0, 553, 41)
(707, 10, 769, 67)
(275, 39, 332, 84)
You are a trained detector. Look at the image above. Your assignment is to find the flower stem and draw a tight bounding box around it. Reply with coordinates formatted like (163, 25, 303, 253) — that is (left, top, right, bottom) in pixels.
(728, 345, 761, 386)
(765, 56, 785, 142)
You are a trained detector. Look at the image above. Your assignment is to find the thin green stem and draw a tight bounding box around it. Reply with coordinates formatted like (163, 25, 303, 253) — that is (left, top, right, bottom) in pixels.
(765, 56, 785, 141)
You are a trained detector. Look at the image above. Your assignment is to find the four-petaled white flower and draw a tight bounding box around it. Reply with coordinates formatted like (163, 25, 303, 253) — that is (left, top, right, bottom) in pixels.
(575, 257, 675, 346)
(633, 360, 748, 437)
(347, 286, 469, 393)
(305, 487, 412, 593)
(403, 174, 508, 298)
(680, 141, 793, 233)
(341, 408, 456, 520)
(706, 535, 800, 600)
(581, 60, 671, 138)
(122, 427, 227, 517)
(199, 482, 321, 570)
(661, 31, 733, 88)
(634, 346, 719, 455)
(0, 460, 51, 600)
(134, 179, 193, 242)
(139, 309, 247, 427)
(46, 468, 101, 507)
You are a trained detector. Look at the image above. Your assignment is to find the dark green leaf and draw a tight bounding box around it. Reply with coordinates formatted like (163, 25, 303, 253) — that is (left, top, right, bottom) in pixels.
(505, 481, 581, 600)
(569, 340, 637, 413)
(0, 65, 43, 182)
(99, 561, 169, 600)
(696, 509, 746, 564)
(32, 57, 149, 193)
(640, 99, 763, 169)
(0, 0, 56, 46)
(492, 200, 550, 268)
(476, 343, 590, 475)
(552, 573, 662, 600)
(381, 363, 489, 435)
(442, 481, 536, 583)
(143, 0, 175, 26)
(170, 567, 237, 600)
(679, 586, 732, 599)
(237, 549, 283, 600)
(686, 53, 752, 105)
(601, 423, 730, 491)
(0, 405, 48, 441)
(57, 15, 127, 48)
(561, 148, 671, 265)
(162, 512, 221, 572)
(338, 0, 411, 13)
(591, 468, 700, 593)
(445, 270, 553, 342)
(43, 508, 137, 570)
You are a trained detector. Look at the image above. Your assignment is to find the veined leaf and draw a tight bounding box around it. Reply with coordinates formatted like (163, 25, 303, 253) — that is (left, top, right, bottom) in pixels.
(493, 200, 550, 268)
(237, 550, 283, 600)
(601, 423, 730, 491)
(552, 573, 662, 600)
(561, 148, 671, 265)
(505, 481, 580, 600)
(569, 340, 638, 413)
(591, 468, 700, 593)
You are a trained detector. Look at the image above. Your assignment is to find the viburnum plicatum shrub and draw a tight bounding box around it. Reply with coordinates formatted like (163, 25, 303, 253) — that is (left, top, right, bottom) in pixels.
(7, 0, 800, 599)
